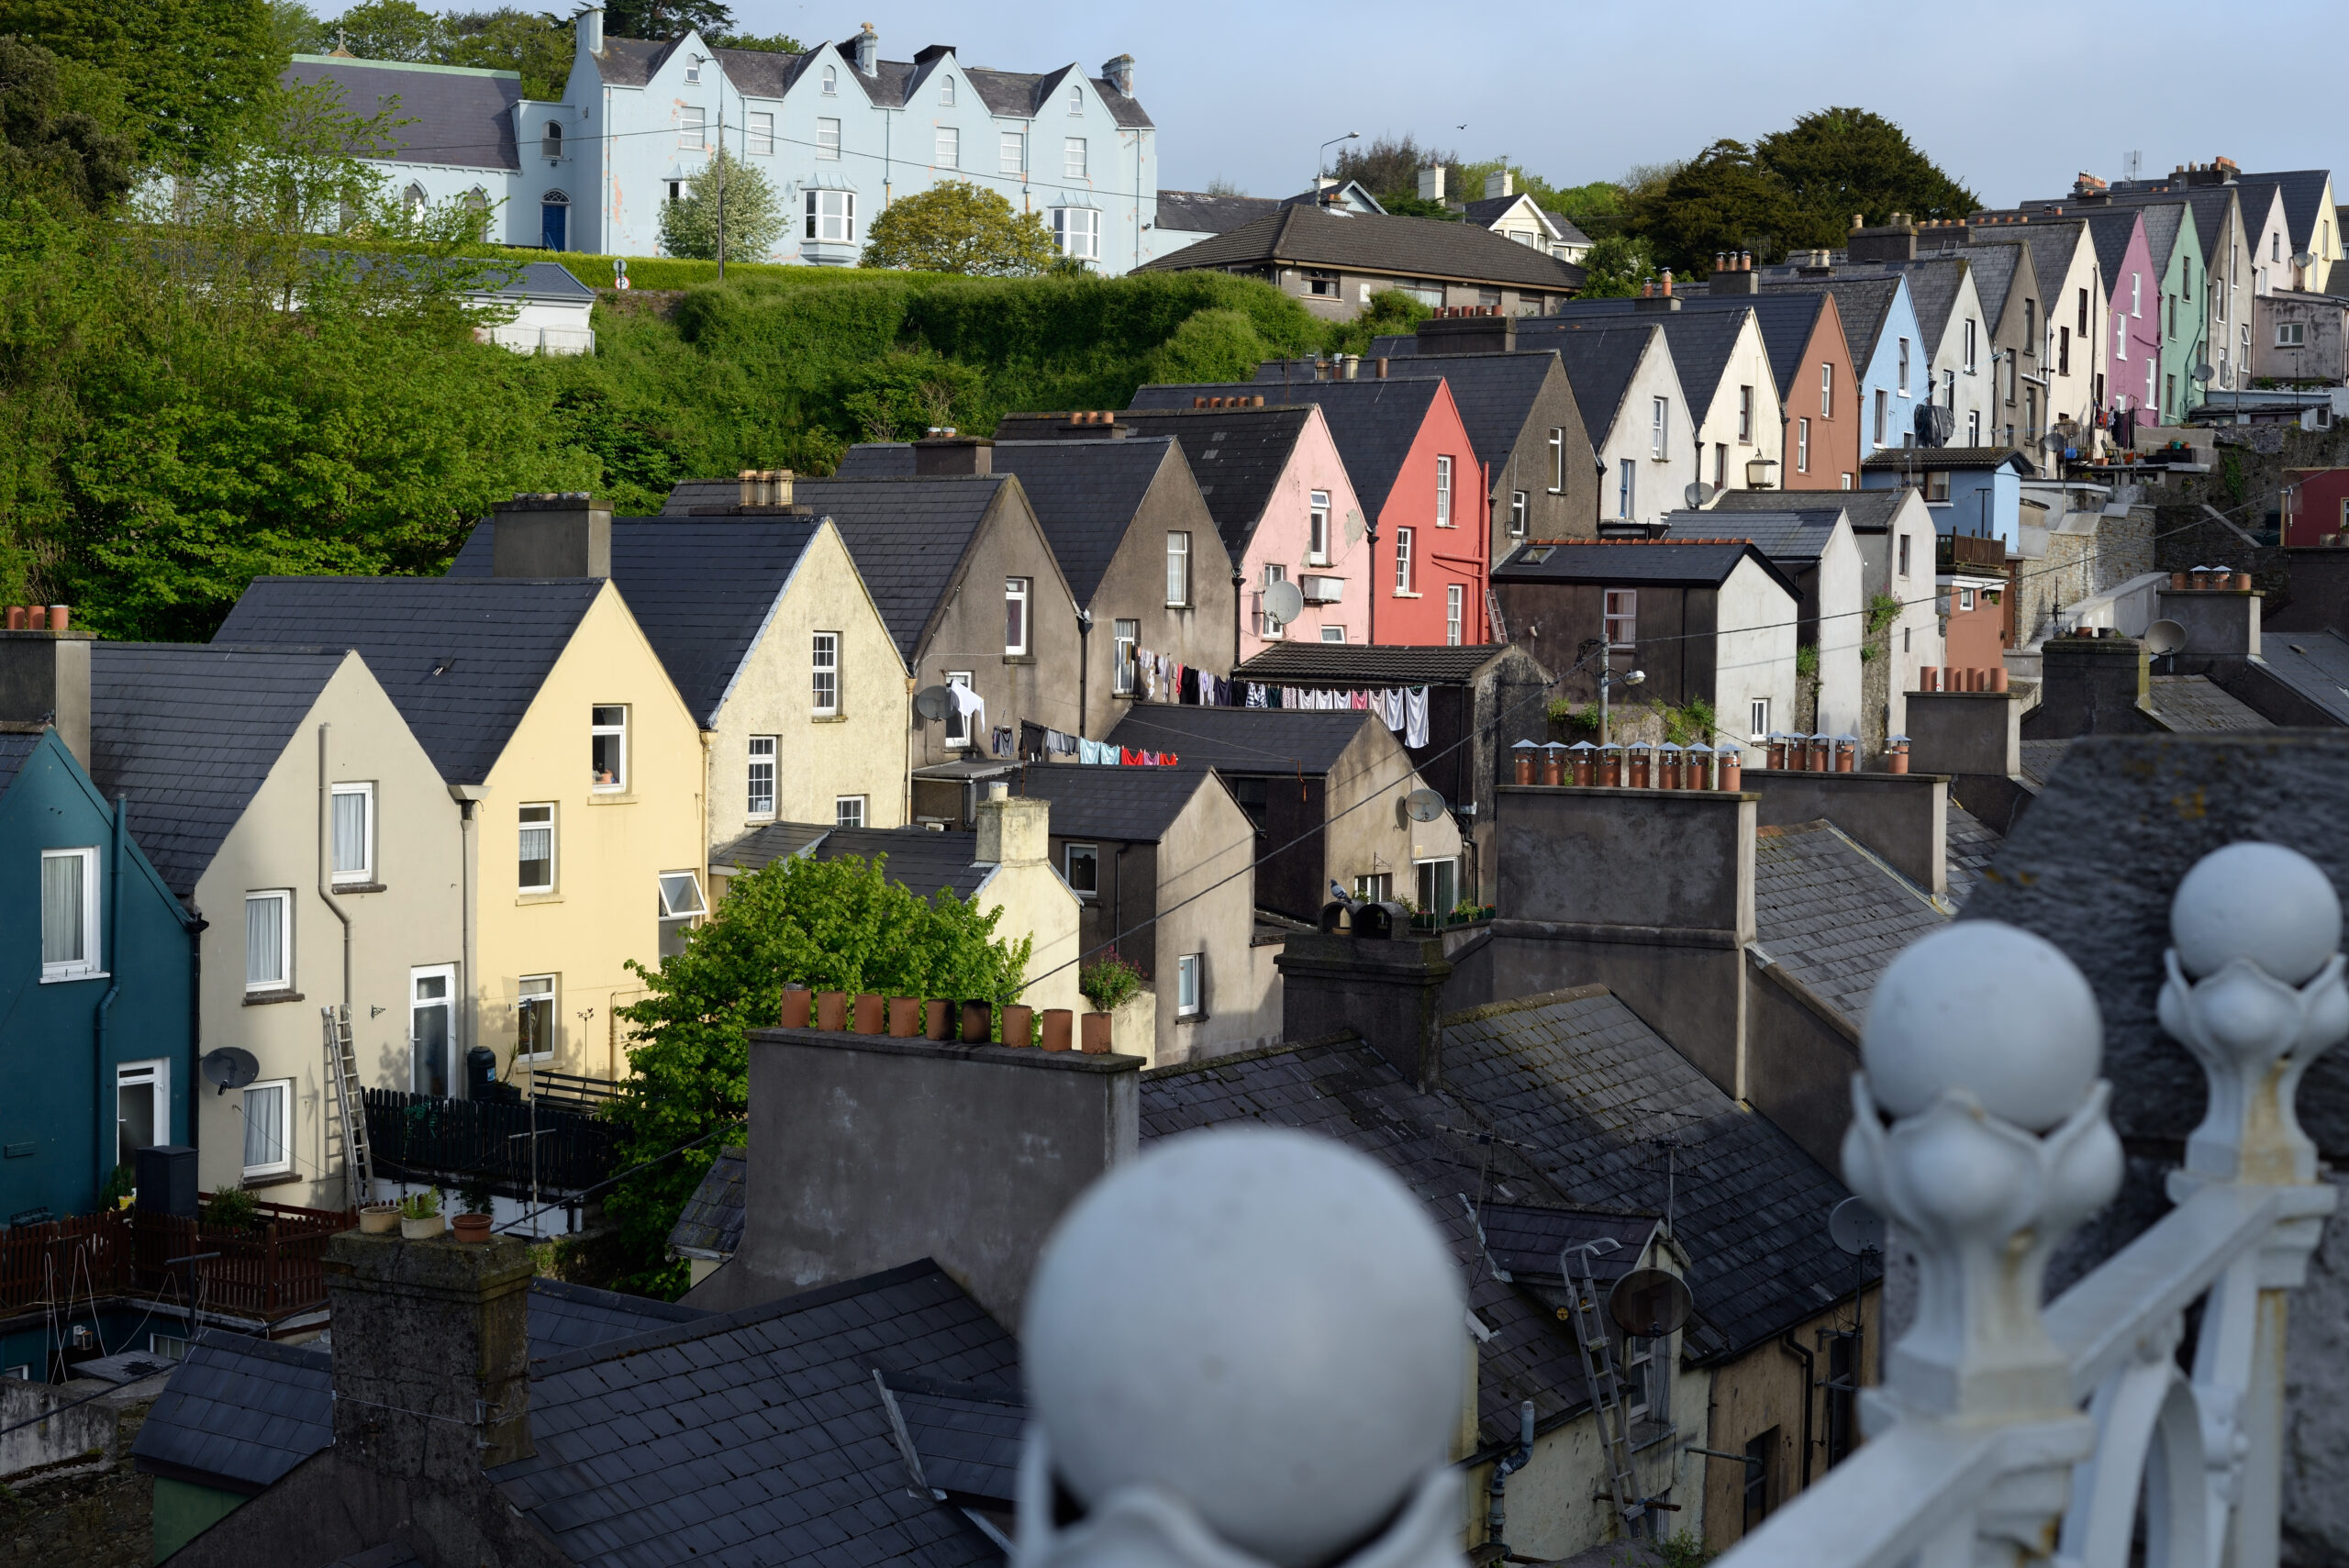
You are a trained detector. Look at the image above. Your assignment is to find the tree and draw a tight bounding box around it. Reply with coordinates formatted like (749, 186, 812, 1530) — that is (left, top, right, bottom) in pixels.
(706, 28, 801, 52)
(1321, 287, 1430, 358)
(1575, 234, 1655, 299)
(859, 181, 1056, 276)
(0, 0, 283, 165)
(1756, 107, 1977, 234)
(1628, 139, 1817, 276)
(0, 36, 133, 210)
(656, 147, 784, 261)
(329, 0, 443, 60)
(1330, 132, 1457, 205)
(442, 9, 578, 100)
(602, 851, 1033, 1296)
(602, 0, 732, 40)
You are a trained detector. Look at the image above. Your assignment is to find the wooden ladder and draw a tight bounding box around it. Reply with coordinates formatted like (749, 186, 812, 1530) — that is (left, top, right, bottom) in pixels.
(321, 1005, 373, 1210)
(1562, 1240, 1645, 1538)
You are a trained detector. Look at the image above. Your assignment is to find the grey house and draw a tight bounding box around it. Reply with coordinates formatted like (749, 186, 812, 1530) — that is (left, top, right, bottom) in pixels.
(839, 429, 1236, 738)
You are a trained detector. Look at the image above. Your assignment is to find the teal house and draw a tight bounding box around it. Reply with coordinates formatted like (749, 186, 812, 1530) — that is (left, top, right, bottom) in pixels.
(0, 632, 197, 1228)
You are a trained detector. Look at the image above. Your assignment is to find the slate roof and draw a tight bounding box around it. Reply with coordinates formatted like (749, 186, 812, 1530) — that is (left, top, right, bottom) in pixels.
(88, 644, 346, 898)
(283, 57, 519, 170)
(1005, 761, 1226, 841)
(1233, 642, 1524, 684)
(449, 517, 828, 726)
(1103, 706, 1374, 775)
(669, 1148, 747, 1260)
(884, 1377, 1024, 1507)
(1492, 539, 1798, 598)
(1139, 1035, 1637, 1449)
(1765, 274, 1902, 366)
(1970, 221, 2092, 317)
(1129, 377, 1443, 517)
(1944, 801, 2001, 909)
(489, 1259, 1015, 1568)
(2234, 170, 2334, 250)
(2137, 204, 2188, 280)
(1951, 243, 2022, 328)
(818, 825, 990, 901)
(663, 476, 1008, 664)
(709, 820, 832, 874)
(1518, 324, 1660, 446)
(2258, 631, 2349, 724)
(1752, 820, 1951, 1026)
(2146, 674, 2272, 732)
(1861, 446, 2033, 473)
(528, 1277, 709, 1357)
(593, 37, 1149, 127)
(1137, 205, 1586, 292)
(1891, 256, 1965, 345)
(1710, 486, 1907, 535)
(212, 578, 606, 786)
(1478, 311, 1753, 425)
(130, 1333, 330, 1495)
(1539, 294, 1840, 405)
(1155, 189, 1281, 234)
(1254, 352, 1573, 490)
(0, 730, 46, 799)
(2019, 738, 2070, 790)
(1662, 508, 1839, 568)
(2083, 209, 2147, 296)
(1109, 406, 1316, 559)
(1540, 211, 1594, 249)
(1437, 987, 1870, 1359)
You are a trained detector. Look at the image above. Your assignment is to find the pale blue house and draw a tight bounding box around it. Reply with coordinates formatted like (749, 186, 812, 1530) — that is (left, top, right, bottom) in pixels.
(1859, 448, 2032, 548)
(1763, 272, 1929, 476)
(287, 13, 1163, 272)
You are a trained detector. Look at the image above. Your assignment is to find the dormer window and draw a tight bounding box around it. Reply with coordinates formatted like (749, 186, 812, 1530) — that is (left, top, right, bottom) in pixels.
(1068, 83, 1083, 115)
(822, 64, 837, 95)
(541, 121, 562, 160)
(941, 74, 955, 106)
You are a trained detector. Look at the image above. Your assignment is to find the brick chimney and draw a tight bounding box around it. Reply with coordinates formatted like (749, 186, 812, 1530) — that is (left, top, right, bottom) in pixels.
(1417, 312, 1517, 353)
(1099, 53, 1133, 96)
(912, 432, 993, 476)
(0, 617, 95, 769)
(492, 492, 610, 578)
(325, 1231, 536, 1481)
(1847, 213, 1918, 264)
(1709, 251, 1759, 295)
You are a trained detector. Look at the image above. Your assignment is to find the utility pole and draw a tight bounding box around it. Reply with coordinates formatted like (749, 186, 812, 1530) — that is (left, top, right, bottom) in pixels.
(716, 103, 726, 282)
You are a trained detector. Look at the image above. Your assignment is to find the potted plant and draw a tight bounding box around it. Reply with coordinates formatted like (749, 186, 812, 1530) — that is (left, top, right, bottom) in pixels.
(397, 1188, 443, 1240)
(360, 1199, 401, 1234)
(453, 1177, 495, 1243)
(1079, 952, 1143, 1053)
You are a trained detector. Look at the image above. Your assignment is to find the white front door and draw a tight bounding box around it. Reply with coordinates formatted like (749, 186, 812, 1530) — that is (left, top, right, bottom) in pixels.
(116, 1059, 167, 1170)
(410, 965, 457, 1098)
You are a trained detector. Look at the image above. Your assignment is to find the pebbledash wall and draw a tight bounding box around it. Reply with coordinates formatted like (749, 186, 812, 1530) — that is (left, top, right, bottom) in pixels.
(290, 11, 1168, 272)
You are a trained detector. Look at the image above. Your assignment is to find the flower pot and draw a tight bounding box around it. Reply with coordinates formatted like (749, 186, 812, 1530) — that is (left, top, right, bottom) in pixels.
(778, 987, 812, 1029)
(1040, 1008, 1074, 1051)
(816, 991, 847, 1030)
(359, 1204, 400, 1235)
(924, 999, 952, 1040)
(453, 1213, 493, 1244)
(888, 997, 922, 1037)
(853, 992, 885, 1033)
(400, 1213, 444, 1241)
(1000, 1004, 1034, 1048)
(960, 1000, 992, 1044)
(1080, 1012, 1113, 1054)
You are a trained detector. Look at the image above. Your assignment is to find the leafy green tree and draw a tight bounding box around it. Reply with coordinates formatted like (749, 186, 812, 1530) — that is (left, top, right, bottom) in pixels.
(442, 9, 578, 100)
(1376, 193, 1451, 219)
(0, 0, 282, 164)
(1756, 107, 1977, 234)
(1330, 132, 1457, 205)
(859, 180, 1055, 276)
(330, 0, 443, 60)
(656, 146, 784, 261)
(267, 0, 329, 55)
(1320, 287, 1430, 358)
(603, 0, 731, 40)
(0, 36, 133, 210)
(1575, 234, 1655, 298)
(706, 28, 801, 52)
(1546, 179, 1629, 237)
(1629, 139, 1816, 276)
(603, 851, 1033, 1296)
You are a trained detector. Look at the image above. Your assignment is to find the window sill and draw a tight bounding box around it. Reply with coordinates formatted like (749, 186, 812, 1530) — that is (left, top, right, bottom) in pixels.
(39, 969, 107, 985)
(1002, 654, 1035, 665)
(244, 990, 305, 1006)
(331, 882, 387, 895)
(518, 892, 564, 906)
(587, 793, 637, 806)
(1175, 1010, 1208, 1025)
(240, 1169, 302, 1190)
(1393, 591, 1422, 599)
(811, 713, 846, 724)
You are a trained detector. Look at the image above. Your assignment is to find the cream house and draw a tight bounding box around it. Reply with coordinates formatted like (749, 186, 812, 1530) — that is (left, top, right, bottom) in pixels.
(90, 646, 464, 1209)
(449, 497, 908, 859)
(214, 498, 707, 1087)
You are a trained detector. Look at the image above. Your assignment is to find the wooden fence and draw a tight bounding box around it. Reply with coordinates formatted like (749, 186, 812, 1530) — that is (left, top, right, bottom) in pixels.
(0, 1197, 352, 1321)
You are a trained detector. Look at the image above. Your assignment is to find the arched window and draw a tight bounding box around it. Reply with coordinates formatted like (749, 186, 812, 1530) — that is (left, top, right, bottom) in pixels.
(404, 182, 427, 217)
(941, 74, 955, 106)
(822, 64, 837, 95)
(1068, 83, 1083, 115)
(541, 120, 562, 161)
(685, 55, 701, 83)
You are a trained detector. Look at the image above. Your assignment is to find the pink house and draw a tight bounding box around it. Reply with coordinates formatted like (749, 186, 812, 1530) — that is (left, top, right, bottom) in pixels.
(1110, 402, 1372, 661)
(2086, 209, 2163, 433)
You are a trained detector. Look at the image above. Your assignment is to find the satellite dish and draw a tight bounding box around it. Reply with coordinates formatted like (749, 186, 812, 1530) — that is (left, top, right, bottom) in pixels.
(1830, 1195, 1886, 1257)
(1264, 578, 1305, 625)
(912, 684, 952, 722)
(2192, 362, 2216, 384)
(201, 1047, 260, 1096)
(1607, 1268, 1695, 1340)
(1683, 481, 1715, 509)
(2292, 250, 2316, 269)
(2144, 618, 2188, 656)
(1404, 786, 1447, 822)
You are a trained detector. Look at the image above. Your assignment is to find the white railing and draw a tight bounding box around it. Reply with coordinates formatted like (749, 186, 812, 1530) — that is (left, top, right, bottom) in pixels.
(1723, 840, 2342, 1568)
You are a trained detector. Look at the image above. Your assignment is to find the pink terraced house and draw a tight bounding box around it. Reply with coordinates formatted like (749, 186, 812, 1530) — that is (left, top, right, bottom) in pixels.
(2085, 208, 2163, 433)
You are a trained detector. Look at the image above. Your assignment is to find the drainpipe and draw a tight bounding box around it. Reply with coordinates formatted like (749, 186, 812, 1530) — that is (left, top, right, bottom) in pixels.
(185, 898, 204, 1158)
(1230, 569, 1245, 672)
(1365, 521, 1380, 643)
(1779, 1331, 1816, 1489)
(1484, 1397, 1535, 1552)
(94, 795, 125, 1191)
(1077, 607, 1093, 740)
(317, 726, 353, 1015)
(449, 785, 488, 1094)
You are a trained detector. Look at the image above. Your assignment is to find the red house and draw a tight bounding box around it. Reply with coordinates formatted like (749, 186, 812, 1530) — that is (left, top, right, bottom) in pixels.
(1130, 375, 1489, 646)
(2283, 468, 2349, 546)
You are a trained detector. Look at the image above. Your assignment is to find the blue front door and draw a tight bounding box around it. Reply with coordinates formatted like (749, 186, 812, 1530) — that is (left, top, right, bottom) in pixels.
(541, 202, 567, 250)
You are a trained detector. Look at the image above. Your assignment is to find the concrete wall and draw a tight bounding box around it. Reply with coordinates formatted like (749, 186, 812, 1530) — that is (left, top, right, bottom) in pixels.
(1082, 449, 1235, 737)
(1903, 690, 2021, 776)
(712, 1027, 1142, 1324)
(1847, 488, 1943, 745)
(1277, 931, 1453, 1085)
(1742, 769, 1948, 895)
(1718, 556, 1801, 751)
(1698, 1289, 1880, 1553)
(191, 655, 464, 1207)
(2022, 636, 2159, 739)
(2152, 587, 2260, 659)
(1743, 947, 1863, 1171)
(706, 520, 908, 844)
(1322, 722, 1463, 912)
(1810, 518, 1867, 739)
(2255, 293, 2349, 384)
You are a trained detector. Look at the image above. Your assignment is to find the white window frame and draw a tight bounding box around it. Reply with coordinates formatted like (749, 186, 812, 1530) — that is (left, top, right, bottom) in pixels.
(1898, 533, 1911, 578)
(940, 73, 956, 106)
(1260, 563, 1287, 638)
(1617, 460, 1634, 518)
(1063, 136, 1087, 179)
(1874, 388, 1887, 448)
(1820, 362, 1833, 417)
(515, 974, 556, 1062)
(1414, 857, 1458, 917)
(2132, 273, 2142, 317)
(1394, 527, 1415, 593)
(747, 111, 774, 156)
(541, 121, 562, 161)
(1064, 842, 1098, 898)
(1166, 533, 1191, 606)
(999, 130, 1023, 176)
(935, 125, 959, 168)
(1053, 206, 1098, 260)
(244, 889, 292, 994)
(1445, 584, 1464, 646)
(1112, 619, 1138, 694)
(1650, 397, 1667, 458)
(240, 1078, 293, 1179)
(330, 782, 374, 884)
(822, 64, 837, 95)
(747, 736, 777, 818)
(815, 117, 841, 161)
(806, 188, 855, 243)
(591, 705, 628, 792)
(1750, 697, 1770, 741)
(834, 795, 867, 828)
(116, 1059, 165, 1168)
(2277, 322, 2307, 347)
(1508, 491, 1527, 538)
(1965, 318, 1978, 372)
(1548, 427, 1565, 491)
(1797, 417, 1811, 473)
(679, 105, 706, 150)
(518, 803, 555, 894)
(1898, 338, 1910, 393)
(1320, 626, 1346, 643)
(1967, 409, 1981, 444)
(1067, 84, 1084, 116)
(40, 846, 100, 981)
(812, 631, 841, 715)
(683, 56, 700, 83)
(1176, 952, 1203, 1018)
(1435, 455, 1454, 525)
(945, 672, 974, 747)
(1308, 491, 1331, 562)
(658, 871, 707, 959)
(1005, 578, 1031, 655)
(1604, 588, 1636, 651)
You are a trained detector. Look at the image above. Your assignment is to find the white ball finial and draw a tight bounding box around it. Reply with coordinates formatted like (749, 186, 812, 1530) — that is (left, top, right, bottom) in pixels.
(1862, 921, 2101, 1131)
(1022, 1127, 1464, 1568)
(2171, 841, 2341, 985)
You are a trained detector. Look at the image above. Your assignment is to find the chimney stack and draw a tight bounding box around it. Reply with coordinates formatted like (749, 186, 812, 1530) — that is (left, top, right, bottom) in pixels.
(736, 468, 795, 506)
(0, 617, 93, 770)
(1416, 164, 1445, 204)
(975, 779, 1048, 865)
(1099, 52, 1133, 96)
(854, 20, 879, 75)
(1709, 252, 1759, 295)
(912, 432, 993, 476)
(576, 4, 603, 55)
(1418, 311, 1519, 351)
(1484, 168, 1511, 201)
(492, 492, 610, 578)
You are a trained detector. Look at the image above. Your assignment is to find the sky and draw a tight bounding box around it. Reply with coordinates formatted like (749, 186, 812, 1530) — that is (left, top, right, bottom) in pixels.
(670, 0, 2349, 205)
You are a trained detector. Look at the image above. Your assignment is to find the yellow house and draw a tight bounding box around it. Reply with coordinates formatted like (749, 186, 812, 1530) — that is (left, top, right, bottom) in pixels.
(215, 500, 707, 1085)
(448, 495, 909, 862)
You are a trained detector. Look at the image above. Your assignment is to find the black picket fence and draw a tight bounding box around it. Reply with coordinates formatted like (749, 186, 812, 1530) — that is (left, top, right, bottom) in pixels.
(362, 1088, 622, 1194)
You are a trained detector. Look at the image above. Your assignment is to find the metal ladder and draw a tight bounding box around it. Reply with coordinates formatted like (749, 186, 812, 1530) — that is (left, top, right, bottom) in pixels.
(322, 1005, 373, 1210)
(1562, 1240, 1644, 1538)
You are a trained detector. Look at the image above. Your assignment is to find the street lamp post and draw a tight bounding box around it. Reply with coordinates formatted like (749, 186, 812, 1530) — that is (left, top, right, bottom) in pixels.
(1598, 666, 1644, 748)
(1318, 132, 1360, 188)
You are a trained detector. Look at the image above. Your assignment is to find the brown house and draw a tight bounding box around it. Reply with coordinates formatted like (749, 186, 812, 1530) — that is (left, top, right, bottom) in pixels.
(840, 428, 1237, 741)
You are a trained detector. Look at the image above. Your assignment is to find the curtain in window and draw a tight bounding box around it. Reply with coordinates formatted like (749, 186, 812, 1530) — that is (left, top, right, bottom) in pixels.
(247, 896, 284, 987)
(244, 1083, 284, 1170)
(41, 853, 83, 965)
(333, 793, 367, 874)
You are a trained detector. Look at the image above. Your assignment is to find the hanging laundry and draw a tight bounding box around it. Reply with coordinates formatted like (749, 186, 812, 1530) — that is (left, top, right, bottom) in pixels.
(1350, 690, 1370, 710)
(1375, 687, 1405, 731)
(1246, 683, 1268, 708)
(1121, 747, 1142, 765)
(1403, 686, 1430, 749)
(1043, 728, 1078, 756)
